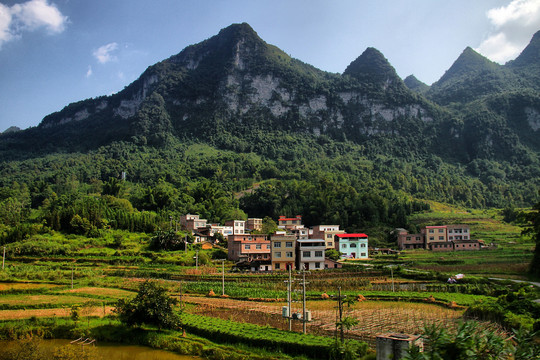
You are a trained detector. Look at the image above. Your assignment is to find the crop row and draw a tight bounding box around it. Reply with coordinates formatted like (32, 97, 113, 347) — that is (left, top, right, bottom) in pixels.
(343, 290, 492, 305)
(180, 312, 367, 359)
(182, 280, 490, 306)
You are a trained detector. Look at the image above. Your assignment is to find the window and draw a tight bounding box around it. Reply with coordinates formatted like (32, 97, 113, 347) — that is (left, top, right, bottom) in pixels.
(361, 253, 366, 257)
(245, 244, 251, 249)
(303, 251, 311, 258)
(360, 244, 366, 248)
(341, 244, 347, 249)
(429, 236, 434, 241)
(327, 242, 333, 247)
(327, 234, 332, 238)
(274, 242, 281, 248)
(429, 229, 434, 233)
(286, 252, 293, 258)
(266, 245, 271, 249)
(315, 251, 323, 257)
(256, 244, 262, 249)
(275, 252, 281, 258)
(406, 237, 411, 241)
(275, 263, 280, 270)
(350, 243, 357, 248)
(439, 236, 444, 240)
(315, 262, 321, 269)
(438, 229, 444, 233)
(285, 242, 293, 248)
(416, 237, 421, 240)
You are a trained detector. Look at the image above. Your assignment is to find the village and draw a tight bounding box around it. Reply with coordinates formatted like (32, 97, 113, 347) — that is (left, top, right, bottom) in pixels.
(179, 214, 487, 272)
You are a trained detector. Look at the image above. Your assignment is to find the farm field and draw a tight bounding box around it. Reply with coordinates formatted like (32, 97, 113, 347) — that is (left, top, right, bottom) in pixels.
(182, 294, 467, 347)
(0, 277, 497, 348)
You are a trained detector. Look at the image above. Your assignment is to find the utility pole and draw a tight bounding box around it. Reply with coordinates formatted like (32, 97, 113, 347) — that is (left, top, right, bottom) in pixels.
(302, 269, 307, 334)
(287, 265, 292, 331)
(221, 259, 225, 296)
(391, 266, 395, 292)
(179, 282, 184, 310)
(338, 286, 344, 342)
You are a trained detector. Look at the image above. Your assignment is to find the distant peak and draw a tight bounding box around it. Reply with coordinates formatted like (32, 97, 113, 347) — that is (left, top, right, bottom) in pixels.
(435, 46, 500, 85)
(404, 75, 430, 93)
(343, 47, 400, 83)
(1, 126, 21, 134)
(507, 29, 540, 68)
(215, 22, 261, 43)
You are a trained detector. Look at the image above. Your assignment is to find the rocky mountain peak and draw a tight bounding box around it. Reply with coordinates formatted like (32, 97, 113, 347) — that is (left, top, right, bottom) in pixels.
(343, 47, 401, 85)
(404, 75, 430, 93)
(434, 47, 500, 86)
(507, 30, 540, 68)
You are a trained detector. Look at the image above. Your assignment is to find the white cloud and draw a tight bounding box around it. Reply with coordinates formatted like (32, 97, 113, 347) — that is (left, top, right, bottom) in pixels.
(0, 4, 13, 44)
(93, 42, 118, 64)
(0, 0, 67, 48)
(476, 0, 540, 63)
(86, 65, 93, 78)
(11, 0, 67, 33)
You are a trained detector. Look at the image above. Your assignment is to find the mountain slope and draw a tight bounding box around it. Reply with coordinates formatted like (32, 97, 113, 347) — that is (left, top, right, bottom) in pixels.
(427, 47, 519, 105)
(0, 23, 538, 209)
(2, 23, 452, 160)
(404, 75, 430, 94)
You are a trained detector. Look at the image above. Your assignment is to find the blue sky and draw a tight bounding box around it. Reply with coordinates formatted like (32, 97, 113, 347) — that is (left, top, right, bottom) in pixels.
(1, 0, 540, 132)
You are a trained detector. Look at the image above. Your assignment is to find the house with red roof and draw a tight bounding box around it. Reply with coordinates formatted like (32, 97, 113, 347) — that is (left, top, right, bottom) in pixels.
(335, 233, 369, 259)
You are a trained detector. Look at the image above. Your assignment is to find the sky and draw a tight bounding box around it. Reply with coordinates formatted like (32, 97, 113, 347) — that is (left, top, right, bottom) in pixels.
(1, 0, 540, 132)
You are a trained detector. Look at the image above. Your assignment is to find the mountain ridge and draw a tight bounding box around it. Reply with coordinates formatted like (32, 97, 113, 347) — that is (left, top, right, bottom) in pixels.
(0, 23, 539, 208)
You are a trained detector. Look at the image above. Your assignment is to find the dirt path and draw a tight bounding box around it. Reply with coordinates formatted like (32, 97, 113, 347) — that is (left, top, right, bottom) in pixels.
(0, 306, 115, 320)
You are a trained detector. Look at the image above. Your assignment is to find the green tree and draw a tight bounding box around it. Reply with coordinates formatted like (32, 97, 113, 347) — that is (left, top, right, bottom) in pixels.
(70, 304, 80, 323)
(261, 216, 278, 234)
(325, 248, 341, 261)
(525, 193, 540, 277)
(114, 280, 180, 330)
(150, 228, 181, 251)
(405, 322, 514, 360)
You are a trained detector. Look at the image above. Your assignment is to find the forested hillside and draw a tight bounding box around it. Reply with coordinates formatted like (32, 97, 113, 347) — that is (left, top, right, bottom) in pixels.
(0, 23, 539, 246)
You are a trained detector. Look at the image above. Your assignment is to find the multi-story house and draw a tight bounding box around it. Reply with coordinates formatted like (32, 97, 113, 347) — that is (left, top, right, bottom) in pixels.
(296, 239, 326, 270)
(335, 233, 369, 259)
(423, 225, 447, 246)
(447, 224, 470, 241)
(270, 234, 296, 271)
(399, 224, 478, 252)
(180, 214, 207, 232)
(290, 227, 309, 239)
(396, 228, 425, 250)
(227, 234, 270, 262)
(311, 225, 345, 249)
(278, 215, 303, 230)
(225, 220, 246, 235)
(246, 218, 263, 232)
